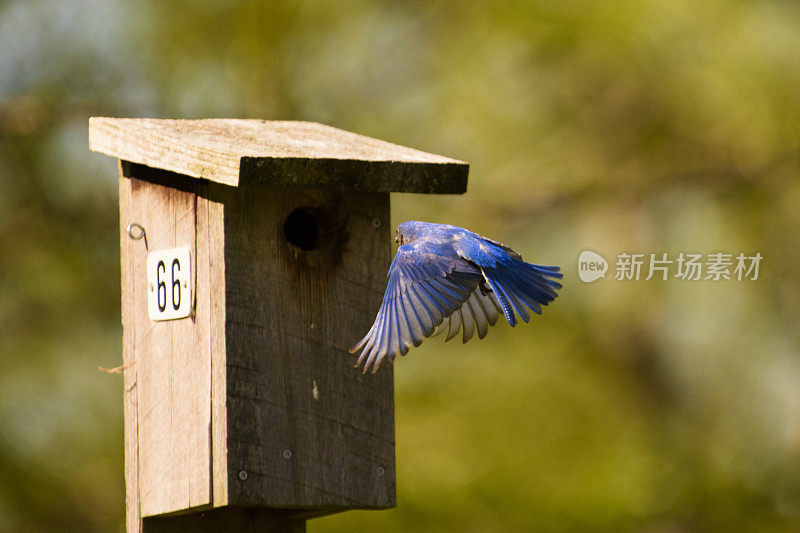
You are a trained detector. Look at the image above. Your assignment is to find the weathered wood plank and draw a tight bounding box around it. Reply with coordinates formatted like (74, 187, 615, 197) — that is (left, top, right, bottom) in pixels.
(119, 162, 141, 533)
(123, 165, 212, 518)
(190, 183, 212, 508)
(208, 184, 230, 508)
(89, 118, 468, 193)
(222, 186, 395, 510)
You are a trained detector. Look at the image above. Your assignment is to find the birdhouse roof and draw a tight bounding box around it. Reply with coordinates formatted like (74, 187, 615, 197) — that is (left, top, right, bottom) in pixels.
(89, 118, 468, 193)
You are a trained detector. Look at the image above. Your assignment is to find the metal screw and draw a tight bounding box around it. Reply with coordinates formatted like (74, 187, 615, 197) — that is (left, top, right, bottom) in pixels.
(283, 449, 292, 460)
(149, 283, 154, 292)
(183, 280, 187, 288)
(372, 218, 381, 228)
(238, 470, 248, 481)
(376, 466, 385, 477)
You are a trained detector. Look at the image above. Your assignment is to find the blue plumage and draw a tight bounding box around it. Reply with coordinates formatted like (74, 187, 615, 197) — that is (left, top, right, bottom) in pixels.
(350, 221, 563, 373)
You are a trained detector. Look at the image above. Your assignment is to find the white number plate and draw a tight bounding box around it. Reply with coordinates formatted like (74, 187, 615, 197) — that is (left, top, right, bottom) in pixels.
(147, 248, 192, 321)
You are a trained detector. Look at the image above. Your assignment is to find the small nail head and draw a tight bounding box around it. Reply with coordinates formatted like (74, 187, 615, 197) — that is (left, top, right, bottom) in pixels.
(238, 470, 247, 481)
(372, 218, 381, 228)
(377, 466, 385, 477)
(283, 449, 292, 460)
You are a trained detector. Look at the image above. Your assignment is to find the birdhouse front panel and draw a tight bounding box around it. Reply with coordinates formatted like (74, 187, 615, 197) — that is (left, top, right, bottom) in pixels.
(217, 183, 395, 510)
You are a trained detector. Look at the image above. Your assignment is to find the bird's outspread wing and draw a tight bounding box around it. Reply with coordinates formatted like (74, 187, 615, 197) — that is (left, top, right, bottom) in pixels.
(350, 239, 482, 373)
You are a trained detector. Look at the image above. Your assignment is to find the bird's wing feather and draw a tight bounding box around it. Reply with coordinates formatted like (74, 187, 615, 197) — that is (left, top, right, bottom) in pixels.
(433, 285, 503, 342)
(350, 240, 482, 373)
(474, 233, 523, 260)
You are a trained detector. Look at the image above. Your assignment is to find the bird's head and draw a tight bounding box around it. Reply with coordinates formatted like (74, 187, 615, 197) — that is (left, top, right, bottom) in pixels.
(395, 220, 426, 245)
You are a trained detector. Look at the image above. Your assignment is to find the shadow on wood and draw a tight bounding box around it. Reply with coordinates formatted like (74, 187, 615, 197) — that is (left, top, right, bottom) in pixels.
(143, 507, 307, 533)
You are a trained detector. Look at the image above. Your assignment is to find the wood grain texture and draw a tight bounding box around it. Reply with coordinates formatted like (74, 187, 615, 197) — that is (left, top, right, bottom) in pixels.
(119, 162, 141, 533)
(221, 185, 396, 510)
(208, 184, 229, 509)
(121, 163, 213, 519)
(89, 118, 468, 193)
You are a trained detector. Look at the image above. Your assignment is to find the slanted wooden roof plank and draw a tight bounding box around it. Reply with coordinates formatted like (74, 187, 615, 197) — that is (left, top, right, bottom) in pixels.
(89, 118, 468, 193)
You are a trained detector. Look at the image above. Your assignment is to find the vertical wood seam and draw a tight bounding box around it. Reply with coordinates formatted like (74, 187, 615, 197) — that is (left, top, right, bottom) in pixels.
(202, 183, 214, 509)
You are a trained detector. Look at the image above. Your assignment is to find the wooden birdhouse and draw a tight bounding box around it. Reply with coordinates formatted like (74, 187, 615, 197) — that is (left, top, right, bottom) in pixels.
(88, 118, 468, 531)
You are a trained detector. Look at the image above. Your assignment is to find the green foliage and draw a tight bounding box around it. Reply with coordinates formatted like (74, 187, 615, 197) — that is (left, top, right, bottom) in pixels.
(0, 0, 798, 530)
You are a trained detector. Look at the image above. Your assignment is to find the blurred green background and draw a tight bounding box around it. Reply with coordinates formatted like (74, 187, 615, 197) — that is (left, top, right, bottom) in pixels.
(1, 0, 799, 531)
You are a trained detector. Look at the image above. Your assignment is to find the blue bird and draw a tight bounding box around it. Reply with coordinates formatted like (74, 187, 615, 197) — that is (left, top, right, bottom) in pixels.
(350, 221, 563, 373)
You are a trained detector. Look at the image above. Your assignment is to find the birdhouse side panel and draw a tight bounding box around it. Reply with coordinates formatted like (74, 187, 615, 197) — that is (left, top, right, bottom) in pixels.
(221, 186, 395, 510)
(120, 164, 213, 518)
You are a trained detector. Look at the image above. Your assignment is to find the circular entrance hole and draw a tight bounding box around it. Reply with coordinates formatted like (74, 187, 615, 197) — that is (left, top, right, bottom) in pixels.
(283, 208, 318, 250)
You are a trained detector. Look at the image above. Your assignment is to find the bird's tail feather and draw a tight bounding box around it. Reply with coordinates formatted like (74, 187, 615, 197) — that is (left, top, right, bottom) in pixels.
(482, 259, 562, 327)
